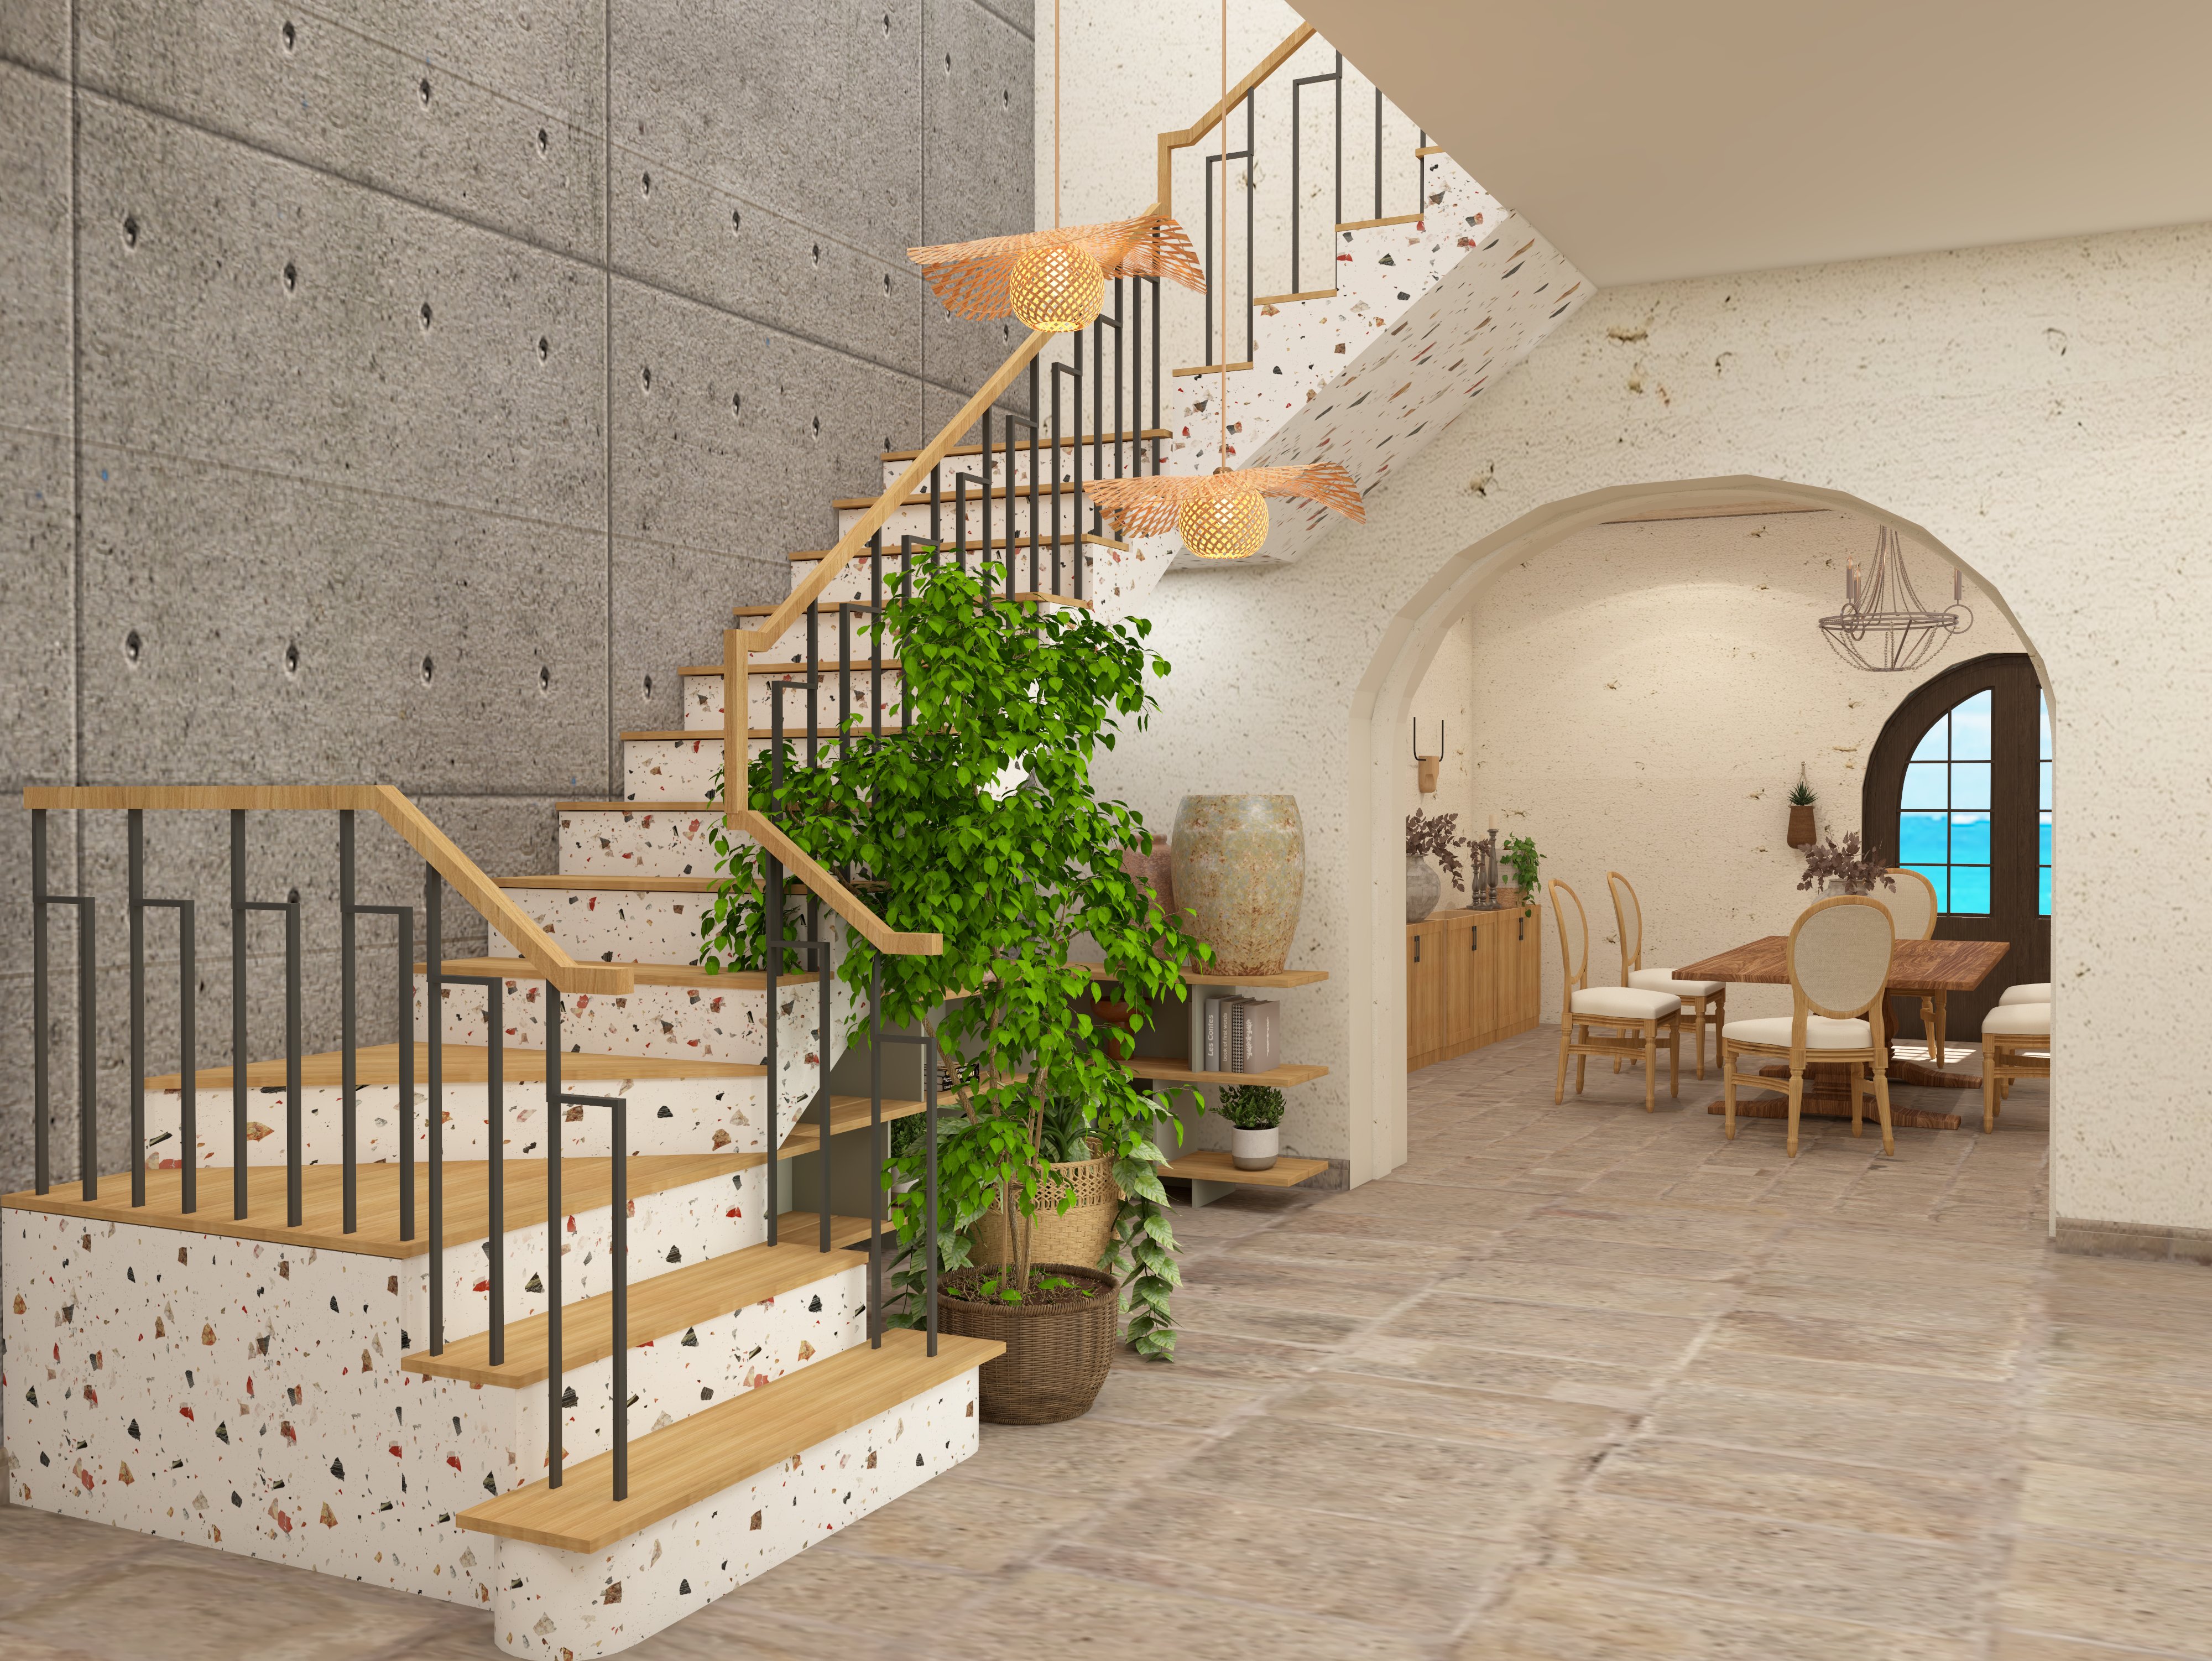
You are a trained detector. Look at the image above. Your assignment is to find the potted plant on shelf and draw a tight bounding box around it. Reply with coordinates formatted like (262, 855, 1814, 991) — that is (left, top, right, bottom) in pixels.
(1787, 772, 1818, 847)
(1500, 833, 1542, 915)
(1218, 1084, 1286, 1171)
(1797, 830, 1898, 898)
(1406, 809, 1472, 923)
(702, 564, 1205, 1418)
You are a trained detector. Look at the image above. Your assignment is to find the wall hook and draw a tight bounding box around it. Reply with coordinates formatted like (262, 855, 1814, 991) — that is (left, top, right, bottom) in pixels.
(1413, 718, 1442, 795)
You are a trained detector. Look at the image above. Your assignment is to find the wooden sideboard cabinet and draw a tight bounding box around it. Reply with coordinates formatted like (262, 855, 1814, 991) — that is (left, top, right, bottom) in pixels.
(1409, 904, 1542, 1070)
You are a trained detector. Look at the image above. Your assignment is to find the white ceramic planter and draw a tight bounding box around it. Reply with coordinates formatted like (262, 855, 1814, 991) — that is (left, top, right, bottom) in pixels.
(1232, 1126, 1281, 1171)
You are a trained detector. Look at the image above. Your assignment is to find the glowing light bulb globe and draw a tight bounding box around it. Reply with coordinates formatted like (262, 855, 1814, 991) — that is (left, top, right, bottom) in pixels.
(1177, 490, 1269, 560)
(1009, 243, 1104, 333)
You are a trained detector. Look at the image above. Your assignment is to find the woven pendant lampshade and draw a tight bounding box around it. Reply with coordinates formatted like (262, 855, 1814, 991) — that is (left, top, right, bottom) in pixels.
(1177, 488, 1269, 561)
(1009, 242, 1107, 333)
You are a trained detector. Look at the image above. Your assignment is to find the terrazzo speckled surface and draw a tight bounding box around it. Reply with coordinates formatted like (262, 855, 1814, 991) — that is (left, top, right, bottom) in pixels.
(13, 1028, 2212, 1659)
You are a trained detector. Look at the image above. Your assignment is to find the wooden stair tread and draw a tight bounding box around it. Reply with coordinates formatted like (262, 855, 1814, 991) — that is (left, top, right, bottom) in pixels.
(787, 530, 1128, 559)
(495, 873, 721, 893)
(1124, 1056, 1330, 1088)
(1170, 360, 1255, 377)
(423, 956, 774, 993)
(616, 726, 912, 741)
(1253, 288, 1338, 306)
(405, 1217, 879, 1387)
(1160, 1148, 1330, 1189)
(1337, 211, 1423, 231)
(780, 1093, 928, 1157)
(454, 1328, 1001, 1551)
(675, 663, 902, 678)
(146, 1041, 761, 1090)
(1, 1154, 757, 1259)
(733, 594, 1089, 615)
(880, 428, 1166, 461)
(832, 481, 1089, 509)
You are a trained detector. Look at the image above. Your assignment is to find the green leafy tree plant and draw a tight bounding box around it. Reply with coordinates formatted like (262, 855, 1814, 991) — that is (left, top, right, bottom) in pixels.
(698, 565, 1205, 1359)
(1503, 834, 1542, 916)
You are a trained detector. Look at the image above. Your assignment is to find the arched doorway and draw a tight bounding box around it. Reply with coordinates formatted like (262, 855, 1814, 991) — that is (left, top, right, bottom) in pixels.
(1347, 477, 2052, 1184)
(1863, 652, 2049, 1044)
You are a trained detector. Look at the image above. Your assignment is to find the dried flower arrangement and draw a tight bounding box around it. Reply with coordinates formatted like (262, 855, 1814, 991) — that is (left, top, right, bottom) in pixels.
(1406, 809, 1473, 893)
(1797, 830, 1897, 897)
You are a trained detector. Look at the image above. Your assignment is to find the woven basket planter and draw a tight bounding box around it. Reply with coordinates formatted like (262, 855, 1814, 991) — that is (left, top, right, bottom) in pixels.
(936, 1262, 1119, 1424)
(973, 1148, 1121, 1273)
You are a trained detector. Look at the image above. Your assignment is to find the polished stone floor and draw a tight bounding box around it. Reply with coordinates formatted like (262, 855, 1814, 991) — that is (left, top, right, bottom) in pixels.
(8, 1028, 2211, 1659)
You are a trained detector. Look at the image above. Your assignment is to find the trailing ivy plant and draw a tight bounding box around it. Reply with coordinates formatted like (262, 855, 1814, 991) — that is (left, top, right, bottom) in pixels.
(697, 564, 1205, 1359)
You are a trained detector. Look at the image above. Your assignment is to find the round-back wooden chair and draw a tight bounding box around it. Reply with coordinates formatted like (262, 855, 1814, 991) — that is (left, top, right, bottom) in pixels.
(1551, 878, 1681, 1113)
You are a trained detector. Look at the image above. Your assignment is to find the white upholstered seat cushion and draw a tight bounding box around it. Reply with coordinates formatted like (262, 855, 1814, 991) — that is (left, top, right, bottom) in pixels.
(1571, 986, 1681, 1020)
(1999, 982, 2052, 1006)
(1630, 967, 1725, 998)
(1721, 1014, 1872, 1050)
(1983, 1002, 2052, 1037)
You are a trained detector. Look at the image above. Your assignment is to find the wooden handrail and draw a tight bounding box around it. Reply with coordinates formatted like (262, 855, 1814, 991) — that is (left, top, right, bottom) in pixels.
(731, 808, 942, 957)
(20, 785, 635, 996)
(1156, 22, 1318, 218)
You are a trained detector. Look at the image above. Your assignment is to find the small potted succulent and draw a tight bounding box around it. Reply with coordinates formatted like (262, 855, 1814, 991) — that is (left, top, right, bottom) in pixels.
(1797, 830, 1897, 898)
(1405, 809, 1472, 923)
(1218, 1083, 1286, 1171)
(1787, 773, 1818, 847)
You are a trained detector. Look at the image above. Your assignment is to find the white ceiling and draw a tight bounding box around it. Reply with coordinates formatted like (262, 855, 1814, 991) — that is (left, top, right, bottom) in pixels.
(1293, 0, 2212, 286)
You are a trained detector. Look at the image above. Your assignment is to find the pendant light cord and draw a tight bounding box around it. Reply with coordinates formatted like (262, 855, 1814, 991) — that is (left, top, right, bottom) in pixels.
(1219, 0, 1229, 466)
(1054, 0, 1062, 230)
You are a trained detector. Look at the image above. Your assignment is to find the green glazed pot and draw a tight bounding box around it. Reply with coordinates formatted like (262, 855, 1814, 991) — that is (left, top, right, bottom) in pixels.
(1169, 794, 1306, 976)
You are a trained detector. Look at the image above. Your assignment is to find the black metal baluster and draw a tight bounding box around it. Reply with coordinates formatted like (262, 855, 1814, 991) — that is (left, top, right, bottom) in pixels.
(339, 809, 358, 1233)
(1027, 360, 1041, 596)
(923, 1029, 938, 1358)
(486, 977, 504, 1365)
(128, 810, 145, 1207)
(426, 863, 445, 1354)
(838, 602, 853, 760)
(231, 811, 247, 1219)
(31, 808, 49, 1195)
(928, 461, 941, 553)
(1416, 126, 1426, 212)
(284, 884, 302, 1230)
(1050, 361, 1082, 598)
(1149, 277, 1162, 471)
(805, 607, 820, 772)
(351, 895, 415, 1240)
(1245, 91, 1256, 366)
(815, 896, 831, 1256)
(1335, 53, 1345, 228)
(546, 993, 564, 1488)
(611, 1091, 628, 1502)
(1204, 138, 1214, 367)
(1374, 83, 1384, 218)
(764, 850, 782, 1249)
(77, 883, 96, 1202)
(868, 954, 883, 1348)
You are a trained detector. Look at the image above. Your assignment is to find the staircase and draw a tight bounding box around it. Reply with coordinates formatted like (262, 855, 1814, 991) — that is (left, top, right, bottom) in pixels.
(2, 21, 1593, 1660)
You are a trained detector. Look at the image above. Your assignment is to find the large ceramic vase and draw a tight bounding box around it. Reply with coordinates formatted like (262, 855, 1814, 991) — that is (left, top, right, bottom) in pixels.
(1170, 795, 1306, 976)
(1406, 855, 1441, 923)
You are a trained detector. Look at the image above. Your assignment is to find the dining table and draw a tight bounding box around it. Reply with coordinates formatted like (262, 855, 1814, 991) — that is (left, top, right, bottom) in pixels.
(1672, 934, 2012, 1132)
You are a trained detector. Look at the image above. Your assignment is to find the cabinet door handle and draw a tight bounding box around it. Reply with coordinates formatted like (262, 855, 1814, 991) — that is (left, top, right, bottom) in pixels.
(1471, 926, 1479, 951)
(1518, 917, 1526, 942)
(1413, 936, 1421, 964)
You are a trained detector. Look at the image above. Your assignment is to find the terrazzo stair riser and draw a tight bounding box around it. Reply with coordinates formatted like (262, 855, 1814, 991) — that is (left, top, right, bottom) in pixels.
(415, 971, 790, 1066)
(497, 881, 718, 966)
(490, 1370, 979, 1659)
(489, 902, 855, 1121)
(625, 733, 903, 802)
(560, 805, 728, 878)
(140, 1069, 773, 1167)
(877, 437, 1154, 493)
(415, 973, 848, 1128)
(675, 671, 905, 735)
(1, 1196, 846, 1612)
(832, 496, 1092, 550)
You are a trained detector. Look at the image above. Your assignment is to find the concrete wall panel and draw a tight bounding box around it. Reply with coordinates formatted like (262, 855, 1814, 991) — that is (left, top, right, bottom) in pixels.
(79, 0, 608, 256)
(0, 0, 67, 79)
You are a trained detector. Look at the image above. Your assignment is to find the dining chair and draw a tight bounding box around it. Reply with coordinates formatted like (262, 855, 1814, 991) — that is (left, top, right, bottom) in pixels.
(1999, 982, 2052, 1004)
(1880, 867, 1944, 1059)
(1720, 894, 1897, 1158)
(1606, 871, 1726, 1079)
(1980, 1001, 2050, 1131)
(1552, 878, 1681, 1113)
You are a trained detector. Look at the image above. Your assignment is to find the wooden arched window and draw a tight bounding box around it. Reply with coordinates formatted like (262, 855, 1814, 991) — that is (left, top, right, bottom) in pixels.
(1863, 653, 2048, 1043)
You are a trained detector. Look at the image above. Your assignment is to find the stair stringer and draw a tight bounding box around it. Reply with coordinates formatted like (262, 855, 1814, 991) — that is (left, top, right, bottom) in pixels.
(1162, 158, 1590, 566)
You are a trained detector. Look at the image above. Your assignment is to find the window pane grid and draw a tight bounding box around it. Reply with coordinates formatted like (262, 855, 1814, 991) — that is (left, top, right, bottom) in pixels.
(1897, 689, 1992, 916)
(2038, 694, 2052, 916)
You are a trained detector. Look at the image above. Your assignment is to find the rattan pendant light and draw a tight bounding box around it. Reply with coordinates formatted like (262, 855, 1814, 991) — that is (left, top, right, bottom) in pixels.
(909, 1, 1204, 333)
(1087, 0, 1363, 560)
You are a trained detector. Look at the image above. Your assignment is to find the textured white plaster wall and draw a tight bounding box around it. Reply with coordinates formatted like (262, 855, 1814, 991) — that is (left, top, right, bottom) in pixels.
(1453, 510, 2026, 1024)
(1100, 221, 2212, 1231)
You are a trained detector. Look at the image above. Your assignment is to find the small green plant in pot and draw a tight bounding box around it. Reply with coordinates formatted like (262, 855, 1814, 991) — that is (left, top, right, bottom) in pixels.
(1787, 769, 1818, 847)
(1218, 1083, 1286, 1171)
(1501, 834, 1542, 916)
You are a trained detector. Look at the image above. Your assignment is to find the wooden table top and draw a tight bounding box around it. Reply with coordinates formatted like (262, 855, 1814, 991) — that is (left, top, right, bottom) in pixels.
(1674, 935, 2011, 994)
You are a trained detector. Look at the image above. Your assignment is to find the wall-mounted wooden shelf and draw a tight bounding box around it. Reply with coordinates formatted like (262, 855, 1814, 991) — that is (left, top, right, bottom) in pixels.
(1124, 1058, 1328, 1089)
(1159, 1148, 1330, 1207)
